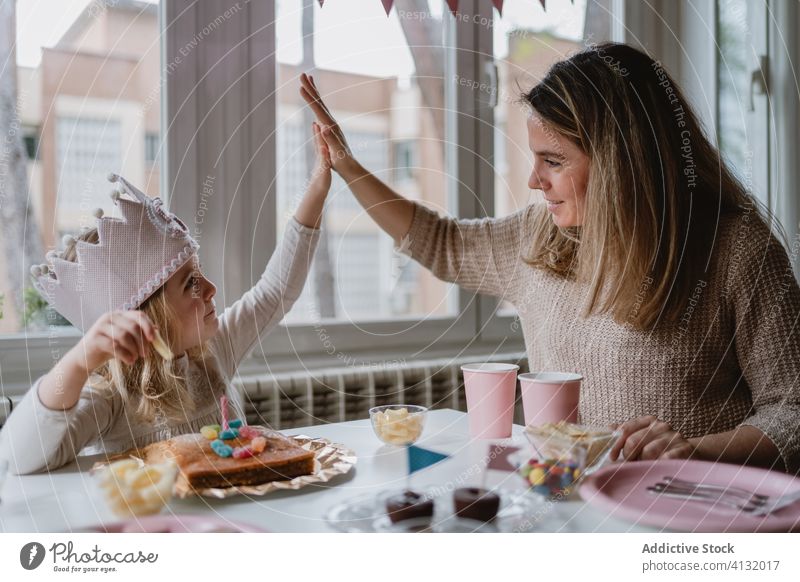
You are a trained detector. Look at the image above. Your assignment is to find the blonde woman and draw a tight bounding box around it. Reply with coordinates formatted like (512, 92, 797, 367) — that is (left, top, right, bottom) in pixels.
(300, 42, 800, 474)
(0, 123, 332, 475)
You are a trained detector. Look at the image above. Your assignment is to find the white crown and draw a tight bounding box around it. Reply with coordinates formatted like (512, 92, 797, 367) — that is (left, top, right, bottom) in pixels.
(31, 174, 199, 331)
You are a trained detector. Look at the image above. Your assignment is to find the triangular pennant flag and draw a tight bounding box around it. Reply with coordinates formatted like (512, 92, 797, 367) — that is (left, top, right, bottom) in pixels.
(407, 445, 450, 475)
(381, 0, 394, 16)
(539, 0, 546, 11)
(486, 444, 520, 472)
(317, 0, 324, 6)
(492, 0, 504, 15)
(446, 0, 459, 17)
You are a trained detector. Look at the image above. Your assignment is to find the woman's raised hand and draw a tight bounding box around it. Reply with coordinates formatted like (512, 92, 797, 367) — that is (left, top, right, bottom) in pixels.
(300, 73, 354, 172)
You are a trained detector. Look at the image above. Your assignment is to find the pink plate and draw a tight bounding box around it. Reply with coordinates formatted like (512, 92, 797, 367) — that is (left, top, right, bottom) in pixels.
(580, 459, 800, 532)
(91, 514, 267, 533)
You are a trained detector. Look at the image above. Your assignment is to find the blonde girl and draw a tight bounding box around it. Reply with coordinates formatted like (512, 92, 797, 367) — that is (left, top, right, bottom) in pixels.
(0, 123, 332, 475)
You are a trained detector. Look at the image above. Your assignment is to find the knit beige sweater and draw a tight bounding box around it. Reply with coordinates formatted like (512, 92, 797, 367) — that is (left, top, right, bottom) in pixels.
(404, 202, 800, 474)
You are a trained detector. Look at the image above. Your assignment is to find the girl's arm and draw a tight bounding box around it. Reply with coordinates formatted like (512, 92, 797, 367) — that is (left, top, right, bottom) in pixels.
(209, 123, 329, 377)
(0, 310, 154, 474)
(299, 73, 538, 302)
(293, 122, 332, 230)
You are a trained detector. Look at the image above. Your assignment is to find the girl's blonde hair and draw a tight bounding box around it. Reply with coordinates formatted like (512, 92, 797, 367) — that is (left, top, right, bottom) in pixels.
(523, 42, 769, 330)
(63, 228, 219, 423)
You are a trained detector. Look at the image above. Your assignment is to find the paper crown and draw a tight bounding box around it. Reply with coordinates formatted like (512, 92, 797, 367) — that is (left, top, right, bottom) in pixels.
(31, 173, 199, 332)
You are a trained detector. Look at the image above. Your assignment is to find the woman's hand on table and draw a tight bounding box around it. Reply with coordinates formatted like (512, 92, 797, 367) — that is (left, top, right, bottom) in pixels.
(299, 73, 356, 174)
(610, 415, 696, 462)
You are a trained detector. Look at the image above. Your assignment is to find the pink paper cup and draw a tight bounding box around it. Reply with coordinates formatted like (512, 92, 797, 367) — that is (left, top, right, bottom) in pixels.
(461, 363, 520, 439)
(519, 372, 582, 426)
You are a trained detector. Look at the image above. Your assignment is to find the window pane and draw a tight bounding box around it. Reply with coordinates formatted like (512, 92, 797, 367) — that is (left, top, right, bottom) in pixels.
(276, 0, 456, 325)
(0, 0, 162, 333)
(492, 0, 594, 314)
(492, 0, 592, 220)
(716, 0, 749, 180)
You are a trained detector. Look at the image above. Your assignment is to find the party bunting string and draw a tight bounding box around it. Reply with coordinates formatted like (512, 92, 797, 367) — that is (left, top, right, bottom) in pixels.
(316, 1, 571, 17)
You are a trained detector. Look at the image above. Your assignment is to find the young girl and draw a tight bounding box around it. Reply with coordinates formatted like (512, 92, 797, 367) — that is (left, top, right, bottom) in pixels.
(0, 123, 332, 475)
(300, 43, 800, 475)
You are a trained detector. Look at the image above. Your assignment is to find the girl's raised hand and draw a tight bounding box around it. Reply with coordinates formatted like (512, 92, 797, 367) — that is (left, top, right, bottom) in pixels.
(308, 121, 332, 197)
(300, 73, 354, 172)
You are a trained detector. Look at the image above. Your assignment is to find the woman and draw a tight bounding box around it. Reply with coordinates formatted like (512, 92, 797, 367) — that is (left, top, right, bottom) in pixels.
(300, 42, 800, 474)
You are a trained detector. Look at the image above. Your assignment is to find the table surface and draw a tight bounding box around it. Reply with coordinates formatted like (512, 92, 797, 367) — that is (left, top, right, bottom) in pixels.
(0, 409, 656, 533)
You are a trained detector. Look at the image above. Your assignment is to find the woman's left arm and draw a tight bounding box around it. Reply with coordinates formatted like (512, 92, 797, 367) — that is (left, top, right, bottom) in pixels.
(613, 220, 800, 473)
(609, 416, 781, 468)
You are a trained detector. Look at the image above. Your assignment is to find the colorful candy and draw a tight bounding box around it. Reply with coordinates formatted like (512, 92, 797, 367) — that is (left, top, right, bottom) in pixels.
(208, 403, 261, 460)
(250, 437, 267, 453)
(219, 428, 239, 440)
(518, 457, 580, 497)
(210, 439, 233, 458)
(200, 426, 218, 440)
(238, 426, 261, 440)
(232, 446, 255, 459)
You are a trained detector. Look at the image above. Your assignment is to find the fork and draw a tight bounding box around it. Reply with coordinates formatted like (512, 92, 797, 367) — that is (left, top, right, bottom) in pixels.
(661, 476, 769, 504)
(749, 489, 800, 517)
(646, 483, 763, 512)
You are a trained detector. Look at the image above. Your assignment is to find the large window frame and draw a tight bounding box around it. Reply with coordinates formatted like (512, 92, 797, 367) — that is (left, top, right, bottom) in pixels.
(164, 0, 530, 377)
(15, 1, 798, 393)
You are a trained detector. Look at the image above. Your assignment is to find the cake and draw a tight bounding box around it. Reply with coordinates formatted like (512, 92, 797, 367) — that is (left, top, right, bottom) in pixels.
(453, 487, 500, 522)
(141, 426, 316, 490)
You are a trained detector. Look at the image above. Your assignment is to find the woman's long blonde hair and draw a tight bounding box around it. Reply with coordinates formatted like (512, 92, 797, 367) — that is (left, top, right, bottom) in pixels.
(63, 229, 219, 423)
(523, 42, 765, 330)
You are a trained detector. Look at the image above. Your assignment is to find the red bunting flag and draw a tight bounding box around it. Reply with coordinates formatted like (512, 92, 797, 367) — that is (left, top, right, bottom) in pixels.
(446, 0, 459, 17)
(492, 0, 504, 15)
(539, 0, 546, 10)
(381, 0, 394, 15)
(317, 0, 324, 7)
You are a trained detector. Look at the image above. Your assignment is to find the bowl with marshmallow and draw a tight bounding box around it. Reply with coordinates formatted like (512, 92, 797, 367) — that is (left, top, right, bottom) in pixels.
(369, 405, 427, 446)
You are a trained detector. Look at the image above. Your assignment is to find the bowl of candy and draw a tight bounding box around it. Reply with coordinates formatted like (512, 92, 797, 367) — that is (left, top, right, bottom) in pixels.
(369, 405, 427, 446)
(517, 421, 622, 500)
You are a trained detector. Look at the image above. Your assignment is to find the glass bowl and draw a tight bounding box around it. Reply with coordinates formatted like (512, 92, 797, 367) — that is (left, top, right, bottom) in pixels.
(369, 404, 428, 446)
(516, 422, 622, 500)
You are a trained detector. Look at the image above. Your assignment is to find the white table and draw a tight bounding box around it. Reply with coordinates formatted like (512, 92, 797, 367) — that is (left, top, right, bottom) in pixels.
(0, 409, 656, 533)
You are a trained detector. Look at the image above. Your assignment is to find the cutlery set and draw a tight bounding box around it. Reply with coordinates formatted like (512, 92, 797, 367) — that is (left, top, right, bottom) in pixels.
(647, 476, 800, 516)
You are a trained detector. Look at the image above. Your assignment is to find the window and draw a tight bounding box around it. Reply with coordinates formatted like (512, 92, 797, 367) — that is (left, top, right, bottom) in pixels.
(145, 132, 160, 163)
(393, 140, 415, 183)
(56, 117, 122, 237)
(491, 0, 595, 222)
(0, 0, 162, 335)
(716, 0, 769, 210)
(275, 0, 456, 326)
(488, 0, 599, 317)
(23, 127, 39, 160)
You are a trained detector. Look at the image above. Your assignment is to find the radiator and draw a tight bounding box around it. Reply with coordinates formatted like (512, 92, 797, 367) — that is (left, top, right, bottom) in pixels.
(233, 354, 529, 429)
(0, 354, 528, 430)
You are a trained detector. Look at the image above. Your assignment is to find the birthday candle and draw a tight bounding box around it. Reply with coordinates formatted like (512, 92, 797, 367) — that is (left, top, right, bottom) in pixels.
(220, 395, 229, 431)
